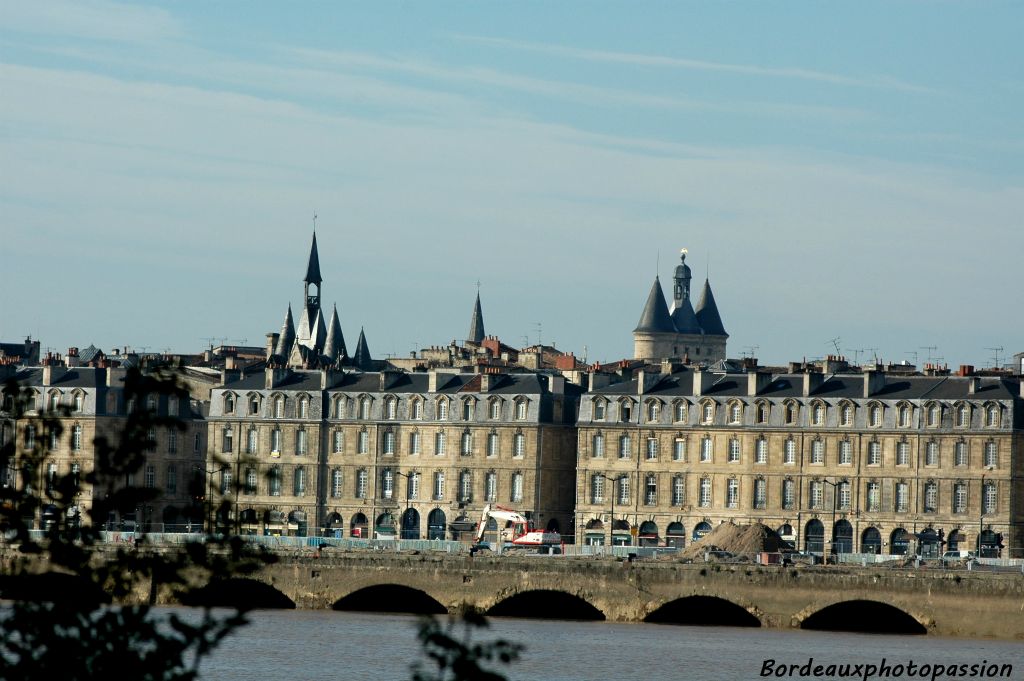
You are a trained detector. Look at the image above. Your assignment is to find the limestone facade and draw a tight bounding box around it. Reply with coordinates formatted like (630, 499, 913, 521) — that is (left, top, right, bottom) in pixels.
(576, 365, 1024, 558)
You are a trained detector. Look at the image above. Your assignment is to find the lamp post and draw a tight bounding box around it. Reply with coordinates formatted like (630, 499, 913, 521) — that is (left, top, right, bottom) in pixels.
(395, 471, 414, 540)
(977, 467, 993, 557)
(821, 478, 840, 561)
(600, 473, 623, 550)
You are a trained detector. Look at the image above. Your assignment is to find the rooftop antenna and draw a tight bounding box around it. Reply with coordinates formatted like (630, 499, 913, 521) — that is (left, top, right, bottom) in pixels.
(582, 344, 588, 364)
(906, 351, 918, 366)
(920, 345, 938, 364)
(828, 337, 842, 355)
(986, 346, 1004, 369)
(848, 348, 866, 366)
(866, 347, 879, 365)
(656, 250, 660, 276)
(534, 322, 542, 347)
(742, 345, 759, 359)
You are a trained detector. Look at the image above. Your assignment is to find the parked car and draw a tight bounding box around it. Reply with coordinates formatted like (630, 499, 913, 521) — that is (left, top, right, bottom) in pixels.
(941, 550, 974, 565)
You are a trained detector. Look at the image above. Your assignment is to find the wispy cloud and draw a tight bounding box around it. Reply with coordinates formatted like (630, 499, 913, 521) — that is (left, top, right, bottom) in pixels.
(0, 0, 181, 44)
(457, 35, 939, 95)
(281, 46, 871, 123)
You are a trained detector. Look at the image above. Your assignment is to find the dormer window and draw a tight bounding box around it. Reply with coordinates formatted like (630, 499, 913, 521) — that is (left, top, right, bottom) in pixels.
(701, 401, 714, 425)
(620, 400, 632, 423)
(515, 399, 527, 420)
(646, 401, 661, 423)
(728, 402, 742, 424)
(784, 402, 798, 425)
(298, 396, 309, 419)
(897, 404, 911, 428)
(437, 399, 449, 421)
(248, 395, 260, 415)
(594, 400, 606, 421)
(755, 402, 769, 424)
(985, 405, 999, 428)
(955, 404, 969, 428)
(412, 398, 423, 420)
(489, 399, 501, 420)
(359, 397, 372, 420)
(224, 394, 235, 414)
(869, 405, 882, 427)
(73, 392, 83, 412)
(462, 399, 475, 421)
(673, 401, 686, 423)
(812, 403, 825, 426)
(274, 396, 284, 419)
(840, 403, 853, 426)
(926, 403, 940, 427)
(385, 397, 398, 420)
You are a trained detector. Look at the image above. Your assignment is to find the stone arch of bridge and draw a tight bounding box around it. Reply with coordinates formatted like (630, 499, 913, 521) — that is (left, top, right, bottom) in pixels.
(795, 598, 927, 635)
(644, 594, 761, 628)
(484, 589, 606, 621)
(180, 577, 296, 609)
(332, 583, 447, 615)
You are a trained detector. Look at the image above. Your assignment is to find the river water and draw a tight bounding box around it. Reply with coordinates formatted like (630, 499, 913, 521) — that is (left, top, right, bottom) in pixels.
(197, 610, 1022, 681)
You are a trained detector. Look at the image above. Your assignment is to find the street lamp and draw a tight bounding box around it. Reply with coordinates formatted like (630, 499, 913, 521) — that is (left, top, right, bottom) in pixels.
(978, 467, 994, 557)
(821, 478, 840, 561)
(600, 473, 624, 549)
(395, 471, 414, 540)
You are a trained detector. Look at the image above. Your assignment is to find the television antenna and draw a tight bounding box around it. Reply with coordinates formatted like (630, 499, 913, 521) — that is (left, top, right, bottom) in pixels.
(906, 351, 918, 366)
(920, 345, 938, 364)
(827, 337, 842, 355)
(986, 346, 1004, 369)
(742, 345, 759, 359)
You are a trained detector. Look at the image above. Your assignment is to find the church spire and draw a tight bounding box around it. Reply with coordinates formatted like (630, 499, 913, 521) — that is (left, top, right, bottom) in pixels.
(353, 327, 373, 371)
(323, 304, 347, 362)
(273, 305, 295, 358)
(467, 291, 485, 344)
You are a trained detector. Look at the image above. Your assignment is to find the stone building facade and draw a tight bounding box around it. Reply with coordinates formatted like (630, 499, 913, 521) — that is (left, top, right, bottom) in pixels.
(575, 363, 1024, 558)
(207, 367, 579, 539)
(0, 365, 208, 532)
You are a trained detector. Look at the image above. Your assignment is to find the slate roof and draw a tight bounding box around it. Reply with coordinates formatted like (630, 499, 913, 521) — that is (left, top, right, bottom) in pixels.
(633, 277, 676, 333)
(694, 279, 727, 337)
(467, 293, 485, 344)
(305, 232, 322, 285)
(273, 305, 295, 358)
(670, 297, 702, 335)
(222, 369, 559, 396)
(323, 305, 346, 362)
(352, 328, 373, 371)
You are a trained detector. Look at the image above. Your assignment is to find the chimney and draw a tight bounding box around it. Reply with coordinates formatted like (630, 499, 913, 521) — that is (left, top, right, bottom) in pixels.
(967, 376, 980, 395)
(265, 366, 286, 389)
(548, 375, 565, 395)
(587, 372, 611, 391)
(1019, 380, 1024, 399)
(321, 367, 334, 390)
(693, 370, 711, 396)
(106, 367, 126, 387)
(428, 370, 438, 393)
(863, 370, 884, 398)
(802, 372, 824, 397)
(747, 371, 772, 396)
(266, 333, 279, 360)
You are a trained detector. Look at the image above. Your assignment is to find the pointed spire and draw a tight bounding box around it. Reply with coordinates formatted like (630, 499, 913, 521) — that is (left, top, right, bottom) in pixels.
(670, 297, 702, 335)
(353, 327, 373, 371)
(305, 232, 322, 285)
(323, 304, 347, 362)
(467, 292, 485, 344)
(274, 305, 295, 357)
(633, 276, 676, 334)
(695, 279, 728, 337)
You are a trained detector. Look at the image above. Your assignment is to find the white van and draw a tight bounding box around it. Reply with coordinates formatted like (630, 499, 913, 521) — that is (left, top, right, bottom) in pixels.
(941, 550, 973, 563)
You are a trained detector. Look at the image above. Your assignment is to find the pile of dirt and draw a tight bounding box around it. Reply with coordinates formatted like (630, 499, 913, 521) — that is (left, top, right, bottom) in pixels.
(678, 521, 783, 560)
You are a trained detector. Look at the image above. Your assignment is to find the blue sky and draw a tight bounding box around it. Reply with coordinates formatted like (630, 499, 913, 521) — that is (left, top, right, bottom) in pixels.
(2, 1, 1021, 368)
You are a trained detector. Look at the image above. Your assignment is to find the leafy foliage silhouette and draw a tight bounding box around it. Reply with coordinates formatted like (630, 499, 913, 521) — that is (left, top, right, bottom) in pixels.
(0, 367, 274, 680)
(411, 610, 523, 681)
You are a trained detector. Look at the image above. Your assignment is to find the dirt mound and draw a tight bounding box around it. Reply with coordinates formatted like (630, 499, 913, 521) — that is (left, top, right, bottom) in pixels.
(679, 521, 783, 560)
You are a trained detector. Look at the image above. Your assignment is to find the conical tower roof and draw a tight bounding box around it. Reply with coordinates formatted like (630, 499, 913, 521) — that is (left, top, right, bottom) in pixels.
(633, 277, 676, 333)
(305, 232, 322, 285)
(353, 327, 373, 371)
(467, 292, 485, 344)
(323, 304, 347, 361)
(274, 305, 296, 357)
(695, 279, 728, 336)
(670, 297, 702, 335)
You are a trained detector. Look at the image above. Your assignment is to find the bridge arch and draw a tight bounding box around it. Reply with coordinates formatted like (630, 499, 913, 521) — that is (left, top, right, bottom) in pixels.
(181, 577, 296, 609)
(333, 584, 447, 615)
(799, 599, 926, 635)
(486, 589, 605, 621)
(645, 595, 760, 628)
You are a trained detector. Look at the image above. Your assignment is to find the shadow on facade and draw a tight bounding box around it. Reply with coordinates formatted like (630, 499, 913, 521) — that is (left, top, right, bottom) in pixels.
(180, 578, 296, 609)
(800, 600, 926, 635)
(486, 590, 605, 621)
(332, 584, 447, 615)
(644, 595, 761, 628)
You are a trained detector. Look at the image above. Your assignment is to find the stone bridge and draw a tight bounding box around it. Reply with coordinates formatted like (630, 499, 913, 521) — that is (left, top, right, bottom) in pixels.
(204, 552, 1024, 640)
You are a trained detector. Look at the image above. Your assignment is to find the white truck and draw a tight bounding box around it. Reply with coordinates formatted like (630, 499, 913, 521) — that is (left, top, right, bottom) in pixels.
(473, 504, 561, 553)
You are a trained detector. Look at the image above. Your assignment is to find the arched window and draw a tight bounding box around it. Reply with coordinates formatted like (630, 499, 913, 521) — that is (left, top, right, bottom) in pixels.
(489, 398, 502, 420)
(515, 399, 528, 420)
(646, 400, 661, 423)
(840, 403, 854, 426)
(593, 399, 606, 421)
(724, 478, 738, 507)
(728, 402, 742, 424)
(755, 401, 769, 424)
(248, 394, 260, 415)
(592, 433, 605, 458)
(436, 398, 449, 421)
(274, 396, 285, 419)
(926, 402, 940, 427)
(487, 431, 499, 457)
(411, 397, 423, 420)
(897, 403, 911, 428)
(671, 475, 685, 506)
(510, 472, 524, 502)
(223, 393, 235, 414)
(619, 400, 633, 423)
(513, 432, 525, 457)
(955, 404, 969, 427)
(673, 401, 687, 423)
(701, 401, 714, 424)
(812, 402, 825, 426)
(460, 430, 473, 456)
(73, 392, 84, 412)
(385, 397, 397, 420)
(462, 398, 475, 421)
(983, 441, 998, 467)
(784, 401, 798, 425)
(869, 404, 882, 427)
(359, 397, 372, 420)
(298, 396, 309, 419)
(985, 404, 999, 427)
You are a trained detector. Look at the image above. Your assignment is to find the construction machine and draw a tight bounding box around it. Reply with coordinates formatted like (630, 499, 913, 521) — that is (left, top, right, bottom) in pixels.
(473, 504, 561, 553)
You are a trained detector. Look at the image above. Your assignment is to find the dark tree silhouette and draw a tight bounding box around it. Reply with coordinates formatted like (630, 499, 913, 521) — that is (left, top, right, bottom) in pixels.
(411, 611, 523, 681)
(0, 368, 274, 681)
